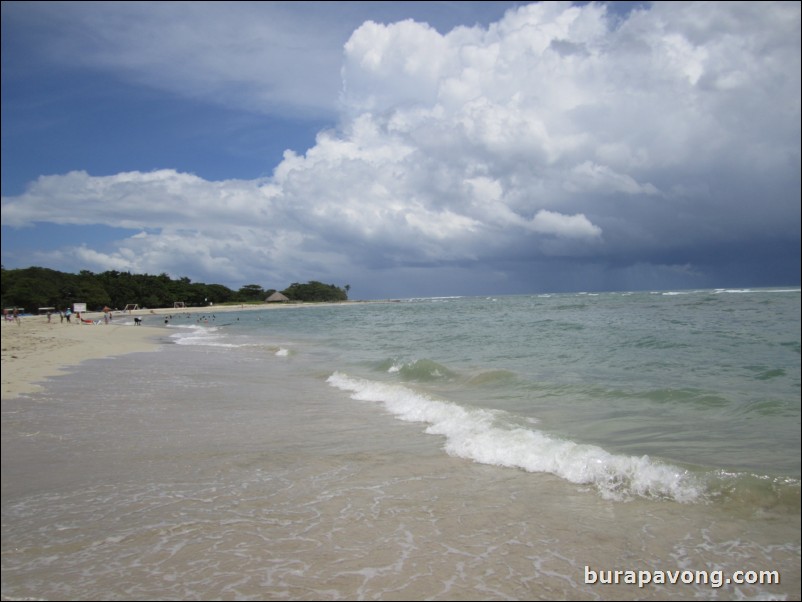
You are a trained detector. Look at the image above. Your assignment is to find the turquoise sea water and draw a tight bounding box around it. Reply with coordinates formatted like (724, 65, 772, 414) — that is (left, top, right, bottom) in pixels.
(2, 287, 800, 600)
(183, 288, 801, 499)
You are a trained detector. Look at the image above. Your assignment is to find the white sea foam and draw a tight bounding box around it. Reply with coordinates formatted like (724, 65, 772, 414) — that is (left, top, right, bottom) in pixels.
(327, 372, 703, 503)
(169, 325, 239, 348)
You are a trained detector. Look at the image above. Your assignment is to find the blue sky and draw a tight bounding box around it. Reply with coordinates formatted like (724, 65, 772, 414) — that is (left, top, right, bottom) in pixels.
(2, 1, 799, 299)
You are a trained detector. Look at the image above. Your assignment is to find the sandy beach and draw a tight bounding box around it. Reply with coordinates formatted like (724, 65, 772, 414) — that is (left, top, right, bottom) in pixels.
(2, 293, 799, 600)
(0, 304, 257, 400)
(1, 314, 163, 400)
(0, 302, 376, 400)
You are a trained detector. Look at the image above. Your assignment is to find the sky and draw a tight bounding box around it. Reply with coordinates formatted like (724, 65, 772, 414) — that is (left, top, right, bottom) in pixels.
(2, 1, 800, 300)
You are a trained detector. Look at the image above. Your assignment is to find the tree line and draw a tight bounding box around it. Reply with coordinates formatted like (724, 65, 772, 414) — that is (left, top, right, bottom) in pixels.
(0, 266, 349, 312)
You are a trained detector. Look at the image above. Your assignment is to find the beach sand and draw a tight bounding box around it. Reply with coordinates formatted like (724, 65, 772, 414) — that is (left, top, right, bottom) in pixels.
(0, 304, 264, 400)
(2, 301, 799, 600)
(1, 302, 373, 400)
(1, 314, 163, 400)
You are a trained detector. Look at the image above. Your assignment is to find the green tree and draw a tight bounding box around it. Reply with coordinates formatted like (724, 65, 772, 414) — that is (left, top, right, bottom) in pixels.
(96, 271, 138, 309)
(1, 267, 65, 310)
(236, 284, 265, 302)
(76, 270, 111, 309)
(204, 283, 236, 305)
(0, 267, 349, 312)
(282, 281, 347, 302)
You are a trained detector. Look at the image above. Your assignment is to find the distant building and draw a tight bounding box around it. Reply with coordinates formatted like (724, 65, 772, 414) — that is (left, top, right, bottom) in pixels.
(266, 292, 290, 303)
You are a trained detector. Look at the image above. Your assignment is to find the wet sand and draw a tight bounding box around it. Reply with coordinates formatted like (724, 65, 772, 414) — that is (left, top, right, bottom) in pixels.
(1, 302, 370, 400)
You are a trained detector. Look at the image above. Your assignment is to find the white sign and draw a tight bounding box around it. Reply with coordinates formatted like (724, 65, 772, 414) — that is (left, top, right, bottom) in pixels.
(73, 303, 87, 313)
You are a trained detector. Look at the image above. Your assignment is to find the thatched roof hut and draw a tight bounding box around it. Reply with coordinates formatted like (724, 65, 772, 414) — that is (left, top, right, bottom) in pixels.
(266, 292, 290, 303)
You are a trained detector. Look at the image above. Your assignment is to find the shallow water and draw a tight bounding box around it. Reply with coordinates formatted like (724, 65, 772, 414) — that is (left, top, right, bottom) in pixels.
(2, 288, 800, 600)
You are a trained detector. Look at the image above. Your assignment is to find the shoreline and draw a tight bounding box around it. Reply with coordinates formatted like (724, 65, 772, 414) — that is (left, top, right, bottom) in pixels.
(0, 301, 383, 400)
(1, 316, 165, 400)
(2, 295, 800, 600)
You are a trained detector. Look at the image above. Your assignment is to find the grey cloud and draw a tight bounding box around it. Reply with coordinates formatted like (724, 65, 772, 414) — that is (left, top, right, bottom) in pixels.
(2, 2, 799, 295)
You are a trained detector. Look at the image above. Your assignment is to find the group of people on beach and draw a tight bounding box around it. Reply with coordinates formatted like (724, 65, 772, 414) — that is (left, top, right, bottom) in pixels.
(3, 308, 22, 325)
(6, 307, 119, 325)
(4, 307, 228, 327)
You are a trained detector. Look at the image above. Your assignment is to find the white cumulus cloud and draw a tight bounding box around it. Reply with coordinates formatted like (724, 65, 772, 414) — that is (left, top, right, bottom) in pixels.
(2, 1, 799, 295)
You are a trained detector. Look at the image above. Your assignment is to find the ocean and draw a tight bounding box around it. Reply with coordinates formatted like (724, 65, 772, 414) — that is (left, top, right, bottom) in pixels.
(2, 288, 800, 600)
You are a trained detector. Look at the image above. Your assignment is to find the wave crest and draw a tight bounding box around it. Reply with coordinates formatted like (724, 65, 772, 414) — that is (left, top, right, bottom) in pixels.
(326, 372, 703, 503)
